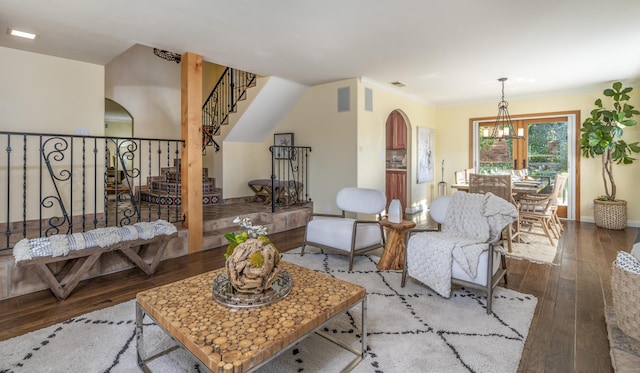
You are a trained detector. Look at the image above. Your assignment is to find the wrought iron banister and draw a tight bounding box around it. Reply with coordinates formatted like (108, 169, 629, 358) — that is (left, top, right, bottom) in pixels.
(0, 131, 185, 252)
(268, 145, 312, 212)
(202, 67, 257, 152)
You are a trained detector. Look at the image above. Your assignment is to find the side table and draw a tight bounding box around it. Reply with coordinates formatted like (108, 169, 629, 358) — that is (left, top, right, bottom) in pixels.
(377, 219, 415, 270)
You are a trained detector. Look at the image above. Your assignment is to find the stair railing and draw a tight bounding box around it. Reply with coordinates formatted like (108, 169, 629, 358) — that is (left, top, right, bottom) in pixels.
(268, 145, 312, 212)
(0, 131, 184, 252)
(202, 67, 257, 152)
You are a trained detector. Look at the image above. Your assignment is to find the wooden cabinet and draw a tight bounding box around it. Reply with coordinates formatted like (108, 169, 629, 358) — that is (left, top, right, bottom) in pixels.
(385, 170, 406, 211)
(386, 111, 407, 149)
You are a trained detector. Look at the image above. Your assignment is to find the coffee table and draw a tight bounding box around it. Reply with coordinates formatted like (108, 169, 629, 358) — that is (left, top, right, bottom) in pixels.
(136, 261, 367, 372)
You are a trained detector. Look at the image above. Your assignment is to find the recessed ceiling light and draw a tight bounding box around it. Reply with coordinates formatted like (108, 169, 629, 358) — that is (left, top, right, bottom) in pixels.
(8, 28, 37, 40)
(390, 81, 406, 87)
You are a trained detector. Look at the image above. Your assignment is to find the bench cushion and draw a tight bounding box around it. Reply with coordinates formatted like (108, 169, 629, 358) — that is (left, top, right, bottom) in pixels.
(13, 220, 177, 262)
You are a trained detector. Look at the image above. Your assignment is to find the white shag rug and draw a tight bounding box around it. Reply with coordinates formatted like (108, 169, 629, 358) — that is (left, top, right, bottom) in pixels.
(0, 247, 537, 373)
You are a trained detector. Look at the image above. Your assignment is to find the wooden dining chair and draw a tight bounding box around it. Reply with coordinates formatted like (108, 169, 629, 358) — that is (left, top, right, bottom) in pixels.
(454, 171, 467, 184)
(469, 173, 520, 252)
(518, 172, 569, 243)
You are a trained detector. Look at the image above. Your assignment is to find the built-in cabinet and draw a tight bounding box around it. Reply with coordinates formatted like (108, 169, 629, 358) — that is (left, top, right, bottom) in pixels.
(385, 170, 406, 208)
(386, 110, 407, 149)
(385, 110, 408, 214)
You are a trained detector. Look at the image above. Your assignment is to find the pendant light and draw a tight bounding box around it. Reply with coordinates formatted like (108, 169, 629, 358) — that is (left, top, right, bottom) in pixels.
(482, 78, 524, 140)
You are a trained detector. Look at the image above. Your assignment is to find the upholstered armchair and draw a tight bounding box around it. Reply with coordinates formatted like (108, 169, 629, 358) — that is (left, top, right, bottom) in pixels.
(401, 191, 518, 314)
(301, 187, 386, 271)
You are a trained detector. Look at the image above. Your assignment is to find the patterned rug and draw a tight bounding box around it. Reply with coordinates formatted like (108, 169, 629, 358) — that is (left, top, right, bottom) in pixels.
(0, 247, 537, 373)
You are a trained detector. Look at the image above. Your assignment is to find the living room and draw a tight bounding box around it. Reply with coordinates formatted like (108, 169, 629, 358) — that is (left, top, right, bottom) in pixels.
(1, 1, 640, 372)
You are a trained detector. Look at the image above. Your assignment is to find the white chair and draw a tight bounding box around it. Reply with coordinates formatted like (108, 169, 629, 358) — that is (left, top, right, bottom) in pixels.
(454, 171, 467, 184)
(301, 187, 386, 271)
(401, 192, 517, 314)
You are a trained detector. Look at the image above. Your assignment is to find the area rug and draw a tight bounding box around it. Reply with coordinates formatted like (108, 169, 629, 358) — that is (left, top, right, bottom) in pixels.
(506, 230, 560, 265)
(0, 247, 537, 373)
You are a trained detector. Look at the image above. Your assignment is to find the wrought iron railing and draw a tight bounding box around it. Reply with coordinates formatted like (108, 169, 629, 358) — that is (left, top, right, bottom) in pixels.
(0, 131, 184, 251)
(268, 146, 312, 212)
(202, 67, 257, 152)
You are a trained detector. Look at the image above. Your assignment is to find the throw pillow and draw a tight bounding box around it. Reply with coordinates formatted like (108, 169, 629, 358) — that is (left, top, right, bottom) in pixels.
(615, 251, 640, 275)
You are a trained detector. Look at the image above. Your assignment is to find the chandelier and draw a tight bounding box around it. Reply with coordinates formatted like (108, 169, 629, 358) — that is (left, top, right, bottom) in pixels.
(483, 78, 524, 140)
(153, 48, 181, 64)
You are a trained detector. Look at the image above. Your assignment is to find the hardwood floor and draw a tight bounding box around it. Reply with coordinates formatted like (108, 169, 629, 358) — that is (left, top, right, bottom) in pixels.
(0, 219, 636, 372)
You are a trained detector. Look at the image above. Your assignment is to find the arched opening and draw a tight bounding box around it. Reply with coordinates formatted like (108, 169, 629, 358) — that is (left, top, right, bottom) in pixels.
(385, 109, 409, 213)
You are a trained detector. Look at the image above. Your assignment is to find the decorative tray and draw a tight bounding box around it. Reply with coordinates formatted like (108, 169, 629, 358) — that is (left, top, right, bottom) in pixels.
(212, 270, 292, 308)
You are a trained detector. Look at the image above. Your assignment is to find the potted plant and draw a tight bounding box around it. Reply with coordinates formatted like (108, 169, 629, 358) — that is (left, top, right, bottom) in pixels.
(580, 81, 640, 229)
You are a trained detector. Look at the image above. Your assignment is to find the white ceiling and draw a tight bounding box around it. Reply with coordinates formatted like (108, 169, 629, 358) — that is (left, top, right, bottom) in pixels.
(2, 0, 640, 107)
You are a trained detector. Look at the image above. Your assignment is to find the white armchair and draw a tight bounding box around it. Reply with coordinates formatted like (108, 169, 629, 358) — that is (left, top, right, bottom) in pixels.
(301, 187, 386, 271)
(401, 192, 518, 314)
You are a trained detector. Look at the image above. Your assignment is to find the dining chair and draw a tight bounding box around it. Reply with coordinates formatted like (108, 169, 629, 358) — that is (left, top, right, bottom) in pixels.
(454, 171, 466, 184)
(550, 173, 569, 233)
(468, 173, 520, 252)
(465, 168, 475, 182)
(517, 173, 569, 245)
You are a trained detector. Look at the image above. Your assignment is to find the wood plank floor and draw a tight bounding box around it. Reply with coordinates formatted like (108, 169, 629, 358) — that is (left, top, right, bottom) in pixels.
(0, 219, 636, 372)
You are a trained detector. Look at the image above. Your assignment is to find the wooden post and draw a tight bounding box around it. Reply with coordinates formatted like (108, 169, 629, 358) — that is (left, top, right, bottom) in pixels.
(181, 52, 203, 253)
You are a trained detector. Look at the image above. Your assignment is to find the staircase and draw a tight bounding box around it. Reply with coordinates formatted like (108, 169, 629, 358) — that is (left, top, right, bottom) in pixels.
(139, 158, 222, 205)
(202, 67, 257, 152)
(138, 67, 257, 206)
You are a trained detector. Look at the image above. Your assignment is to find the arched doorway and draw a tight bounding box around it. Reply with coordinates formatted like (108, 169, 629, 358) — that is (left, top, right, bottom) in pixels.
(385, 110, 408, 213)
(104, 98, 133, 184)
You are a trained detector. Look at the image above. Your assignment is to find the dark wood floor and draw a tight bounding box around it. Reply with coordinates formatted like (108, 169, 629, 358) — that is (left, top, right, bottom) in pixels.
(0, 220, 637, 372)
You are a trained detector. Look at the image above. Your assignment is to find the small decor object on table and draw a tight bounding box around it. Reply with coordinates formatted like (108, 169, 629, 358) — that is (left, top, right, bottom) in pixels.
(223, 217, 282, 294)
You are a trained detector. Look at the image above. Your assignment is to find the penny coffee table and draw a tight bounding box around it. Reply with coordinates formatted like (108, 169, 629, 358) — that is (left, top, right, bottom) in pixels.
(136, 261, 367, 372)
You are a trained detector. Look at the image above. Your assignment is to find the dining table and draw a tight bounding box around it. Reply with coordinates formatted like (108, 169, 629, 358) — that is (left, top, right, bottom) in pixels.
(451, 177, 550, 196)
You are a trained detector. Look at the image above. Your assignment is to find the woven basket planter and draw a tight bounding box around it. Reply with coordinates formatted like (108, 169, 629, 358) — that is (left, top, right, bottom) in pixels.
(611, 263, 640, 341)
(594, 199, 627, 230)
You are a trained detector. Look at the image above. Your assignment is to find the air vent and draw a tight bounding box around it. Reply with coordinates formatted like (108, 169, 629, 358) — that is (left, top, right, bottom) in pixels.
(390, 81, 406, 87)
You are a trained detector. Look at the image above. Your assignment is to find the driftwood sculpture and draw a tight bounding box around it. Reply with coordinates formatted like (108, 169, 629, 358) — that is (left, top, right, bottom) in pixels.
(225, 237, 281, 293)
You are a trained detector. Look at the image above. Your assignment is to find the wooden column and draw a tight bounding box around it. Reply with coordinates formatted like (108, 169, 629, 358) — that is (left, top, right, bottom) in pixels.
(181, 52, 203, 253)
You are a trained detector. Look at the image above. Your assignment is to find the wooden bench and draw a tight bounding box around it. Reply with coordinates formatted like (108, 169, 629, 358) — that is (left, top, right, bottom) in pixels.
(248, 179, 303, 205)
(15, 227, 177, 300)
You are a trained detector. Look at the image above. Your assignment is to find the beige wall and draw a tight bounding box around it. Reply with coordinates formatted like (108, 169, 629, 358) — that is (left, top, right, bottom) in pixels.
(435, 90, 640, 225)
(358, 79, 437, 211)
(0, 46, 104, 134)
(105, 44, 181, 139)
(272, 79, 358, 214)
(0, 46, 105, 221)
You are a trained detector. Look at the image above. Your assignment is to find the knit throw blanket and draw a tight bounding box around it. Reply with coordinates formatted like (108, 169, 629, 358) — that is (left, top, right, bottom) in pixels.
(407, 192, 517, 297)
(13, 220, 177, 263)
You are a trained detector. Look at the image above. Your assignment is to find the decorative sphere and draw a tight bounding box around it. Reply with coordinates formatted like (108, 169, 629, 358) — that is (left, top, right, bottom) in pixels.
(225, 238, 280, 293)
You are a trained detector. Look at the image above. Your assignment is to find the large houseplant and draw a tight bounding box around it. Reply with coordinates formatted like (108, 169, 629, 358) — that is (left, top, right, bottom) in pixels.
(580, 81, 640, 229)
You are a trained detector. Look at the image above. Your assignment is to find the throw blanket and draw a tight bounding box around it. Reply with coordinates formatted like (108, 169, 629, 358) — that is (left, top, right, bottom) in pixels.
(13, 220, 177, 263)
(407, 192, 517, 297)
